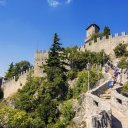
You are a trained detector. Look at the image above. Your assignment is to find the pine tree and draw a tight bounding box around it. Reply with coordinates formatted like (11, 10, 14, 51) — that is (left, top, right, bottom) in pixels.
(44, 33, 68, 99)
(47, 33, 63, 67)
(4, 62, 15, 80)
(45, 33, 67, 81)
(103, 26, 111, 39)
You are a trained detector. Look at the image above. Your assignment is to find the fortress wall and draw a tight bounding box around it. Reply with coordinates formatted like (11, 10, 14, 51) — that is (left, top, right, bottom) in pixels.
(34, 50, 48, 77)
(86, 80, 112, 128)
(111, 87, 128, 116)
(80, 32, 128, 58)
(86, 93, 111, 128)
(2, 50, 48, 99)
(2, 67, 34, 98)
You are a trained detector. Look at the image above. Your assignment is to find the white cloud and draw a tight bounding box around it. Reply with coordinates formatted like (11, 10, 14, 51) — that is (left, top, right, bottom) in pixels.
(47, 0, 60, 8)
(47, 0, 72, 8)
(0, 0, 6, 7)
(65, 0, 72, 4)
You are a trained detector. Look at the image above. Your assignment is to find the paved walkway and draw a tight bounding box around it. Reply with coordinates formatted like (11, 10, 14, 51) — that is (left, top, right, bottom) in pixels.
(112, 106, 128, 128)
(101, 69, 128, 128)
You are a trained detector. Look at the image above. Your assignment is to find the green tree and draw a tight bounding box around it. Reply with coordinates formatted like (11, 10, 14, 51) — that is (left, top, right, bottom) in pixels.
(15, 61, 31, 73)
(96, 50, 109, 66)
(73, 69, 103, 98)
(44, 33, 68, 100)
(0, 105, 45, 128)
(45, 33, 67, 81)
(4, 62, 15, 80)
(65, 48, 109, 72)
(14, 77, 42, 112)
(0, 105, 31, 128)
(103, 26, 111, 39)
(36, 98, 58, 126)
(91, 32, 104, 42)
(4, 61, 31, 81)
(60, 100, 75, 125)
(14, 61, 31, 80)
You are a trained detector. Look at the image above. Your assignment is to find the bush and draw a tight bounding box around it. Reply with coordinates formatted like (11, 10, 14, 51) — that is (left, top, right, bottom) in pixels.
(60, 100, 75, 126)
(121, 83, 128, 94)
(91, 32, 104, 42)
(114, 43, 128, 57)
(67, 70, 77, 80)
(73, 70, 102, 98)
(118, 57, 128, 69)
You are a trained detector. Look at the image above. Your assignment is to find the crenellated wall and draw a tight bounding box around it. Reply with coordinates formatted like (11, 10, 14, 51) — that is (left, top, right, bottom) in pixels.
(1, 67, 34, 98)
(111, 87, 128, 117)
(79, 32, 128, 59)
(86, 80, 112, 128)
(1, 50, 48, 99)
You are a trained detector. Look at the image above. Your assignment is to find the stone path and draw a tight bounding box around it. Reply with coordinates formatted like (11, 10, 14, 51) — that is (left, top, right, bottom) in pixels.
(100, 71, 128, 128)
(112, 106, 128, 128)
(101, 89, 128, 128)
(101, 87, 128, 128)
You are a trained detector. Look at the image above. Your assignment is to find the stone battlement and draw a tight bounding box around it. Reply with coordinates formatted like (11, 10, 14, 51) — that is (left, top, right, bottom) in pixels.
(2, 67, 34, 86)
(79, 32, 128, 58)
(2, 67, 34, 98)
(85, 32, 127, 44)
(86, 80, 112, 128)
(35, 50, 47, 53)
(1, 49, 48, 99)
(111, 87, 128, 117)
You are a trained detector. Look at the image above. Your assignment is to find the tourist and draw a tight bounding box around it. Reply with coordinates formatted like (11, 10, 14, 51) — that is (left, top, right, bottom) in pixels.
(113, 67, 119, 84)
(108, 78, 114, 87)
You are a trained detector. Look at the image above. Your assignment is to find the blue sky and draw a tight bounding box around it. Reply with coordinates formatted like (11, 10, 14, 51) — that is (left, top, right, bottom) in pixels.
(0, 0, 128, 76)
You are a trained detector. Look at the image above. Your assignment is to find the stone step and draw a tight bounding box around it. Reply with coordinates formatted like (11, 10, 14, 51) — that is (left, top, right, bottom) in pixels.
(100, 94, 111, 99)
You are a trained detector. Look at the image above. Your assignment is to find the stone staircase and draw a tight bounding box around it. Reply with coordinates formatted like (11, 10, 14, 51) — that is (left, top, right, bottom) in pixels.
(100, 84, 128, 128)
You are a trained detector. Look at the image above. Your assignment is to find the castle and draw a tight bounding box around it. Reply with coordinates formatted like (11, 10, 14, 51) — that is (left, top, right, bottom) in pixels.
(1, 24, 128, 128)
(80, 24, 128, 59)
(1, 24, 128, 98)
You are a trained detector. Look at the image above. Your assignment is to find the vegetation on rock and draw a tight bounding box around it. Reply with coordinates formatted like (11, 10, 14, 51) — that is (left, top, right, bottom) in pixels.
(114, 43, 128, 57)
(0, 33, 109, 128)
(91, 26, 111, 42)
(73, 69, 102, 98)
(103, 26, 111, 39)
(118, 57, 128, 69)
(121, 82, 128, 96)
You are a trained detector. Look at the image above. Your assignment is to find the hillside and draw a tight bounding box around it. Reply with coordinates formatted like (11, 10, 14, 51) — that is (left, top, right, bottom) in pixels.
(0, 31, 128, 128)
(0, 33, 108, 128)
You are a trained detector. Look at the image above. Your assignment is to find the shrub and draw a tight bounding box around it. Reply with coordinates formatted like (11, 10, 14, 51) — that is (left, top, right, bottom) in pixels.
(73, 70, 102, 98)
(60, 100, 75, 126)
(67, 70, 77, 80)
(118, 57, 128, 69)
(121, 82, 128, 94)
(114, 43, 127, 57)
(91, 32, 104, 42)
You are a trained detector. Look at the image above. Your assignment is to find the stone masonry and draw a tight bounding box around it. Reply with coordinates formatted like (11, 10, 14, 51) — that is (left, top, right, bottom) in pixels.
(111, 87, 128, 117)
(79, 32, 128, 59)
(1, 50, 48, 99)
(2, 67, 33, 98)
(85, 80, 112, 128)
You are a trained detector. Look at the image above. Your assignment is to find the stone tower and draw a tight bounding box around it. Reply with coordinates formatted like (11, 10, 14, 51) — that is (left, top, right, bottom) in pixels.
(34, 50, 48, 77)
(85, 24, 100, 43)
